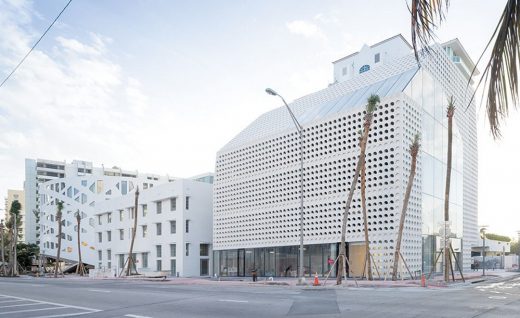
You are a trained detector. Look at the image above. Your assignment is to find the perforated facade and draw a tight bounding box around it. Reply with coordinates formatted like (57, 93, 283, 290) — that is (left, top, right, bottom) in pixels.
(213, 35, 478, 278)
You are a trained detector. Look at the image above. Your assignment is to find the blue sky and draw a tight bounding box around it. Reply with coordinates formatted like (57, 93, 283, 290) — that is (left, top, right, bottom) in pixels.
(0, 0, 516, 237)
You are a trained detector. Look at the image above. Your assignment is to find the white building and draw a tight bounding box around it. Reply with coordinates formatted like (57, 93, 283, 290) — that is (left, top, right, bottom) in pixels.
(94, 178, 213, 277)
(38, 162, 170, 266)
(4, 190, 25, 241)
(213, 35, 478, 278)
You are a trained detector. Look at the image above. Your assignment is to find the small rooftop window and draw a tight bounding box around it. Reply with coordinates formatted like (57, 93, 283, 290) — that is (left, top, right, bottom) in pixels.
(359, 64, 370, 74)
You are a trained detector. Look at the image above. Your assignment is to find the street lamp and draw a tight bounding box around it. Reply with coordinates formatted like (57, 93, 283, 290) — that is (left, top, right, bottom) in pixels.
(0, 220, 5, 276)
(265, 88, 305, 285)
(480, 226, 488, 277)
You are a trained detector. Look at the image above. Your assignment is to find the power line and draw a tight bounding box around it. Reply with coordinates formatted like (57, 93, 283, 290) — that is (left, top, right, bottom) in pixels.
(0, 0, 73, 89)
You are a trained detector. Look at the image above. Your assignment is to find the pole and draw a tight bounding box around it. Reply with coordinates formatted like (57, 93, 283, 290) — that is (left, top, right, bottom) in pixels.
(0, 222, 5, 276)
(517, 231, 520, 271)
(482, 229, 486, 277)
(13, 213, 17, 276)
(266, 89, 305, 284)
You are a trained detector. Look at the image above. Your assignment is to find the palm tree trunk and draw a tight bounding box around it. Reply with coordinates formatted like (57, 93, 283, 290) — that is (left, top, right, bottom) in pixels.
(76, 213, 84, 276)
(54, 214, 62, 278)
(392, 135, 420, 281)
(361, 158, 372, 280)
(12, 214, 18, 276)
(125, 187, 139, 276)
(444, 99, 455, 282)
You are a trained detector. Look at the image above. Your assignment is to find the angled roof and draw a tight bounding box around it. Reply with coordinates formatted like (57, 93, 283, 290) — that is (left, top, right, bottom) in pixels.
(332, 34, 412, 64)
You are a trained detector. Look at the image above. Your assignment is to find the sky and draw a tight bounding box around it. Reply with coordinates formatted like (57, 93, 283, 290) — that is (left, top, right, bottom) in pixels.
(0, 1, 516, 237)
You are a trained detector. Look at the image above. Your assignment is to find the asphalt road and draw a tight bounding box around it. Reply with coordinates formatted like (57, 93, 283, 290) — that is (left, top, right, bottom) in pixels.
(0, 275, 519, 317)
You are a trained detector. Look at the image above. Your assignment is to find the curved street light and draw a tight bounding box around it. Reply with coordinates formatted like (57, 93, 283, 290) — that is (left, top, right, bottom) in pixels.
(266, 88, 305, 285)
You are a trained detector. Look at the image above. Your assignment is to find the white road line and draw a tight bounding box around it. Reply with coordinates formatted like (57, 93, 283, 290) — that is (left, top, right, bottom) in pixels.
(33, 312, 96, 318)
(0, 299, 24, 304)
(88, 289, 111, 293)
(0, 306, 67, 315)
(0, 294, 101, 312)
(0, 302, 42, 308)
(218, 299, 249, 303)
(124, 315, 153, 318)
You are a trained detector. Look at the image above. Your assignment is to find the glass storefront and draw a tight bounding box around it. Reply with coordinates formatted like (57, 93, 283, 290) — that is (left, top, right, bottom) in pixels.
(214, 243, 337, 277)
(405, 68, 464, 273)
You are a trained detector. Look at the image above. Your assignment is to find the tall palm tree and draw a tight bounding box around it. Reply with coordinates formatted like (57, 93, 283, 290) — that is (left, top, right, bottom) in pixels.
(75, 210, 86, 276)
(444, 96, 455, 282)
(337, 94, 380, 285)
(392, 134, 420, 281)
(125, 187, 139, 276)
(8, 200, 21, 276)
(410, 0, 520, 138)
(360, 134, 372, 280)
(54, 201, 64, 278)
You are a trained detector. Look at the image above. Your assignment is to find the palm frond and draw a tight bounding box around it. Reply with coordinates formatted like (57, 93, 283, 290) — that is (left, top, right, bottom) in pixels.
(366, 94, 380, 113)
(409, 0, 450, 62)
(469, 0, 520, 139)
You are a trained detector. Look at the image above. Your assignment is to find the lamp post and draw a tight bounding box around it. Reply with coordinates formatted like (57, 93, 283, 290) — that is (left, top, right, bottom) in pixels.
(0, 221, 5, 276)
(517, 231, 520, 272)
(266, 88, 305, 285)
(480, 227, 487, 277)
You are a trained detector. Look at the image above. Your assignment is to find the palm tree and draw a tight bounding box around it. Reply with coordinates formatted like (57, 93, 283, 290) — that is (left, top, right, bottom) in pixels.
(75, 210, 86, 276)
(337, 94, 380, 285)
(409, 0, 520, 138)
(8, 200, 21, 276)
(124, 186, 139, 276)
(360, 133, 372, 280)
(54, 201, 64, 278)
(444, 96, 455, 282)
(392, 134, 420, 281)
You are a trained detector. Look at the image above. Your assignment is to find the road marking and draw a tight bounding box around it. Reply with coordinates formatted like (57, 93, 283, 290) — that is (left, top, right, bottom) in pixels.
(33, 313, 96, 318)
(0, 302, 42, 308)
(88, 289, 111, 293)
(0, 294, 101, 312)
(0, 307, 68, 315)
(125, 315, 153, 318)
(488, 296, 507, 299)
(0, 299, 24, 304)
(218, 299, 249, 303)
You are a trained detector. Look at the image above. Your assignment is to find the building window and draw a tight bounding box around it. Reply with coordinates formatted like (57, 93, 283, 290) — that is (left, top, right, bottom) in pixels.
(170, 198, 176, 211)
(185, 220, 190, 233)
(171, 259, 176, 276)
(107, 262, 111, 269)
(142, 225, 147, 238)
(119, 210, 124, 222)
(342, 66, 347, 76)
(156, 201, 162, 214)
(129, 207, 134, 219)
(156, 223, 162, 236)
(200, 244, 209, 257)
(185, 243, 190, 256)
(107, 231, 111, 242)
(142, 204, 147, 217)
(98, 232, 102, 243)
(170, 244, 176, 257)
(170, 220, 176, 234)
(107, 249, 111, 260)
(200, 259, 209, 276)
(98, 250, 102, 261)
(185, 197, 190, 210)
(142, 252, 148, 268)
(156, 260, 162, 271)
(97, 215, 102, 225)
(119, 229, 124, 240)
(359, 64, 370, 73)
(374, 53, 380, 63)
(156, 245, 162, 258)
(107, 213, 112, 223)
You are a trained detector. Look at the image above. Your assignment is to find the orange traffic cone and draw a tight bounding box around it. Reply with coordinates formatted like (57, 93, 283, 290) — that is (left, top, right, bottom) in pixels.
(313, 272, 320, 286)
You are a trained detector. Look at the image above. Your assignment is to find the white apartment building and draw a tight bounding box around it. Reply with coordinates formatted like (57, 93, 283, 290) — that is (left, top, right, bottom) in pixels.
(95, 179, 213, 277)
(213, 34, 478, 278)
(38, 162, 170, 266)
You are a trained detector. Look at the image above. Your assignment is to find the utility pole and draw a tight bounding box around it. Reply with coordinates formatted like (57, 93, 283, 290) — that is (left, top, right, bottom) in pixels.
(0, 221, 5, 276)
(517, 231, 520, 271)
(481, 227, 487, 277)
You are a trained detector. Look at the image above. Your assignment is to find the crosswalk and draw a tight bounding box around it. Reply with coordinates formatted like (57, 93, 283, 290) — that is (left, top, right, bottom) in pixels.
(0, 294, 100, 317)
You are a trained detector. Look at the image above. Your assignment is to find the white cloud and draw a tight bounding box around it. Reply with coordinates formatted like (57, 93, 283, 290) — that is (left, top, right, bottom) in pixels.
(286, 20, 326, 40)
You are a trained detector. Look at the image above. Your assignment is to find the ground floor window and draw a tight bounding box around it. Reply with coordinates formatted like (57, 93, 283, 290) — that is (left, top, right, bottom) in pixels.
(214, 243, 337, 277)
(171, 259, 176, 276)
(200, 259, 209, 276)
